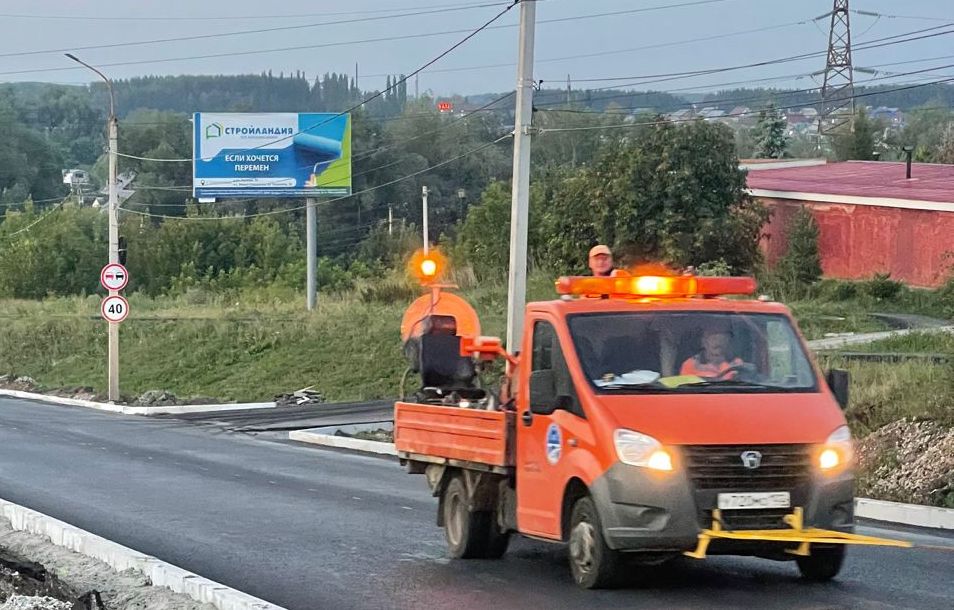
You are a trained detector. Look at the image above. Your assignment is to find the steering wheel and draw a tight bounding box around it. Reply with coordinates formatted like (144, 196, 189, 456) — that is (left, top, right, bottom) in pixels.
(713, 362, 759, 381)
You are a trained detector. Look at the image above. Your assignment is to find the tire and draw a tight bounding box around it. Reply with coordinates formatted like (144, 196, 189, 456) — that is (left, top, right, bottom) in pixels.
(796, 545, 846, 582)
(442, 476, 491, 559)
(568, 496, 622, 589)
(482, 519, 511, 559)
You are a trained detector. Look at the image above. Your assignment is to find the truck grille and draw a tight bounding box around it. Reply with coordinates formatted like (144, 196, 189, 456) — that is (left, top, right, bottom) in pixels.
(705, 508, 791, 530)
(682, 444, 812, 491)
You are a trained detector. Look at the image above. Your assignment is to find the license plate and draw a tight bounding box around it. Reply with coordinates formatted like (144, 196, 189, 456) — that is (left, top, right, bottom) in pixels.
(717, 491, 791, 510)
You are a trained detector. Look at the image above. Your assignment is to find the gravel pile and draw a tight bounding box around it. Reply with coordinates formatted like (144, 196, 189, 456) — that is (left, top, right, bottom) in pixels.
(857, 418, 954, 507)
(0, 596, 71, 610)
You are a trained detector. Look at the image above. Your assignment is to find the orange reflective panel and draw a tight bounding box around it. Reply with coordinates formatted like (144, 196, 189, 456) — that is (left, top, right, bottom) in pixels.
(400, 292, 481, 342)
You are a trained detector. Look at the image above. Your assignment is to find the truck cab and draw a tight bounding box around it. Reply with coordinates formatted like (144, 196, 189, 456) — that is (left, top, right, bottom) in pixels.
(396, 273, 873, 588)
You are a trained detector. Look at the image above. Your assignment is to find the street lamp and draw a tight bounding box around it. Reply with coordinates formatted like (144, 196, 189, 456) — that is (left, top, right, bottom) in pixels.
(66, 53, 121, 403)
(456, 188, 466, 223)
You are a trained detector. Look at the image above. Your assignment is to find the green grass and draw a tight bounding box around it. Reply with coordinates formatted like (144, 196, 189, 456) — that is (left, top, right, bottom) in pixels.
(0, 272, 558, 403)
(846, 331, 954, 354)
(0, 271, 947, 406)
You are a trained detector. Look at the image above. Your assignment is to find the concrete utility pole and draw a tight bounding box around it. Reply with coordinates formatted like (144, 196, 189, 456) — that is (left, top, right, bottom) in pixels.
(421, 186, 430, 254)
(388, 204, 394, 236)
(306, 198, 317, 310)
(505, 0, 536, 352)
(67, 53, 121, 402)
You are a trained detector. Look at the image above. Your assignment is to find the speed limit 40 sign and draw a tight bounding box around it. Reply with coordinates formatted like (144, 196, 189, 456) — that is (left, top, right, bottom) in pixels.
(101, 295, 129, 323)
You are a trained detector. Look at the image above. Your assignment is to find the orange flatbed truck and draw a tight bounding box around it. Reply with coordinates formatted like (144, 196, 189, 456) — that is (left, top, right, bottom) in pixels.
(395, 270, 909, 589)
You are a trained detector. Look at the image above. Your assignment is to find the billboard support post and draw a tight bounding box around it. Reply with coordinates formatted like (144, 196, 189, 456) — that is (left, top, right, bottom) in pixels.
(306, 198, 317, 311)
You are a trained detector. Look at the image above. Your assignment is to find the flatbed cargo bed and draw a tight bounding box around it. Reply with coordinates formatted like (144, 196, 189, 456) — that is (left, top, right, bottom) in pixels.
(394, 401, 514, 469)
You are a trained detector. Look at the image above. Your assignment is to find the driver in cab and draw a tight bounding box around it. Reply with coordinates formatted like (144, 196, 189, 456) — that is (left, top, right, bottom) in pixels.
(680, 327, 743, 379)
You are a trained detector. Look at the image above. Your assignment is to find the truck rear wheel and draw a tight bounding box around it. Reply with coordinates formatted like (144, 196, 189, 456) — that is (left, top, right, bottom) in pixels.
(568, 496, 621, 589)
(796, 545, 846, 581)
(443, 476, 509, 559)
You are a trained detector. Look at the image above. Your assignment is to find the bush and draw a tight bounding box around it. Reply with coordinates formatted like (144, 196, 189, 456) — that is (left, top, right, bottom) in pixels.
(773, 206, 822, 292)
(695, 259, 733, 277)
(862, 273, 904, 301)
(818, 280, 858, 302)
(938, 276, 954, 320)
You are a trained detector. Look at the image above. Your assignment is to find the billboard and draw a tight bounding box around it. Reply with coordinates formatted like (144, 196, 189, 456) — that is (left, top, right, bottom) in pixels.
(193, 112, 351, 199)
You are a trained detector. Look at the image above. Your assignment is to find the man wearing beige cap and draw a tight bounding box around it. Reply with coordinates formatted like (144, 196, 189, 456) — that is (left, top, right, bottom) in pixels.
(588, 244, 614, 277)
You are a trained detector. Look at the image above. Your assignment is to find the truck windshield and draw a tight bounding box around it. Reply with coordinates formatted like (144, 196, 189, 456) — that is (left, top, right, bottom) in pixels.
(567, 312, 817, 394)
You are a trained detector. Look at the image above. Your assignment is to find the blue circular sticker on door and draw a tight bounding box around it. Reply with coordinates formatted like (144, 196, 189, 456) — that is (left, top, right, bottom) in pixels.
(546, 423, 562, 465)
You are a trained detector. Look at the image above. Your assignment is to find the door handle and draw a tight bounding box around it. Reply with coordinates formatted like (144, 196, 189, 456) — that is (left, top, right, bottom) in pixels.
(521, 411, 533, 426)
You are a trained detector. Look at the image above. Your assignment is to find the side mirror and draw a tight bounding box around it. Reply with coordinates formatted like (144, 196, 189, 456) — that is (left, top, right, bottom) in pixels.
(825, 369, 850, 410)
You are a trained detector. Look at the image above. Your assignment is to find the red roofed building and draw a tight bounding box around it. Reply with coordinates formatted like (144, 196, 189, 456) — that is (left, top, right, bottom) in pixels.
(745, 160, 954, 288)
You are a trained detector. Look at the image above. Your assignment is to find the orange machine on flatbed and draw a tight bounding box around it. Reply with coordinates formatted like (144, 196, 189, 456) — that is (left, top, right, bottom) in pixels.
(395, 263, 909, 589)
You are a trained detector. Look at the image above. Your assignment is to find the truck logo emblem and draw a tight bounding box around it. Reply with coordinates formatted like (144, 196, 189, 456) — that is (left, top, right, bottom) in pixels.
(740, 450, 762, 469)
(546, 423, 562, 465)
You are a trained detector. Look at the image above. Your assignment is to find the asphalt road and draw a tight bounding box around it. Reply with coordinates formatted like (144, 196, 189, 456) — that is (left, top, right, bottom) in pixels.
(1, 397, 952, 610)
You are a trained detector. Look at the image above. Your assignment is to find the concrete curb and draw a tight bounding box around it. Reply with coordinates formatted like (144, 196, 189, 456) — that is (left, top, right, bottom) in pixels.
(807, 325, 954, 351)
(289, 424, 397, 456)
(290, 427, 954, 531)
(0, 498, 285, 610)
(0, 389, 274, 416)
(855, 498, 954, 531)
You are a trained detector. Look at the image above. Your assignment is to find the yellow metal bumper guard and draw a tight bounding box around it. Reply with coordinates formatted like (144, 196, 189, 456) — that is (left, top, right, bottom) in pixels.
(685, 507, 913, 559)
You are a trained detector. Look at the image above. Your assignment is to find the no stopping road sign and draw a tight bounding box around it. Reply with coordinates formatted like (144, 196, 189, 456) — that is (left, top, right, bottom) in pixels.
(100, 263, 129, 292)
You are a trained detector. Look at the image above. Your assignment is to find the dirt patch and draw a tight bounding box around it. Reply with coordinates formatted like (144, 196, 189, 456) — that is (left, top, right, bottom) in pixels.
(346, 429, 394, 443)
(857, 418, 954, 508)
(0, 520, 214, 610)
(0, 376, 225, 408)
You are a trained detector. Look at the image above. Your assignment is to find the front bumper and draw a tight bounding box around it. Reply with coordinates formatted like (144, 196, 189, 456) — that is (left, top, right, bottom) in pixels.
(589, 461, 855, 554)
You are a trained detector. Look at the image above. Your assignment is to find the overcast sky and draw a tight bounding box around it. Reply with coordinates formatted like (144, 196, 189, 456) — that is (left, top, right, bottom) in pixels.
(1, 0, 951, 96)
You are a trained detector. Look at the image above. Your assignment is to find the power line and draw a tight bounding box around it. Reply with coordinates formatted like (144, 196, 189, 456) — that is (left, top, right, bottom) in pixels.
(0, 202, 65, 240)
(530, 24, 954, 109)
(119, 133, 513, 220)
(351, 91, 516, 163)
(3, 0, 739, 80)
(110, 3, 520, 165)
(538, 76, 954, 133)
(537, 66, 954, 117)
(365, 16, 819, 79)
(851, 9, 954, 24)
(541, 24, 954, 85)
(0, 2, 510, 60)
(0, 1, 517, 22)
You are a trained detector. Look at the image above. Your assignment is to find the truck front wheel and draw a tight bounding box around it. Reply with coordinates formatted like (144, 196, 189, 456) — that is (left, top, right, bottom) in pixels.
(568, 496, 621, 589)
(796, 545, 846, 581)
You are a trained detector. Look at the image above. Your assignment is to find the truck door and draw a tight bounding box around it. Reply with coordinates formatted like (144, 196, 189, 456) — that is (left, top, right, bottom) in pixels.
(516, 318, 587, 539)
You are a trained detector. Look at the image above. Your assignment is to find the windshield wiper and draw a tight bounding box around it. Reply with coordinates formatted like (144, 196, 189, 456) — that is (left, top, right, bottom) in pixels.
(676, 379, 804, 391)
(598, 383, 667, 392)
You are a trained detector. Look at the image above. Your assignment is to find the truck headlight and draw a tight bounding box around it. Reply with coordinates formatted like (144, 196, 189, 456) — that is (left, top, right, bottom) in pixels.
(819, 425, 853, 471)
(614, 429, 673, 471)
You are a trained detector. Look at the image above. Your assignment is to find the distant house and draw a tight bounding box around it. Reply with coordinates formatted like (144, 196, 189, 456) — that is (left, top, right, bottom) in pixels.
(698, 107, 726, 120)
(666, 108, 693, 122)
(870, 106, 903, 125)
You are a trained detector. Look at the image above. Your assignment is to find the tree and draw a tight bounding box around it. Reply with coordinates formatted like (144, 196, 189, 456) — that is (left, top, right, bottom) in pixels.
(832, 107, 881, 161)
(774, 206, 823, 291)
(539, 120, 769, 274)
(752, 104, 788, 159)
(935, 123, 954, 164)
